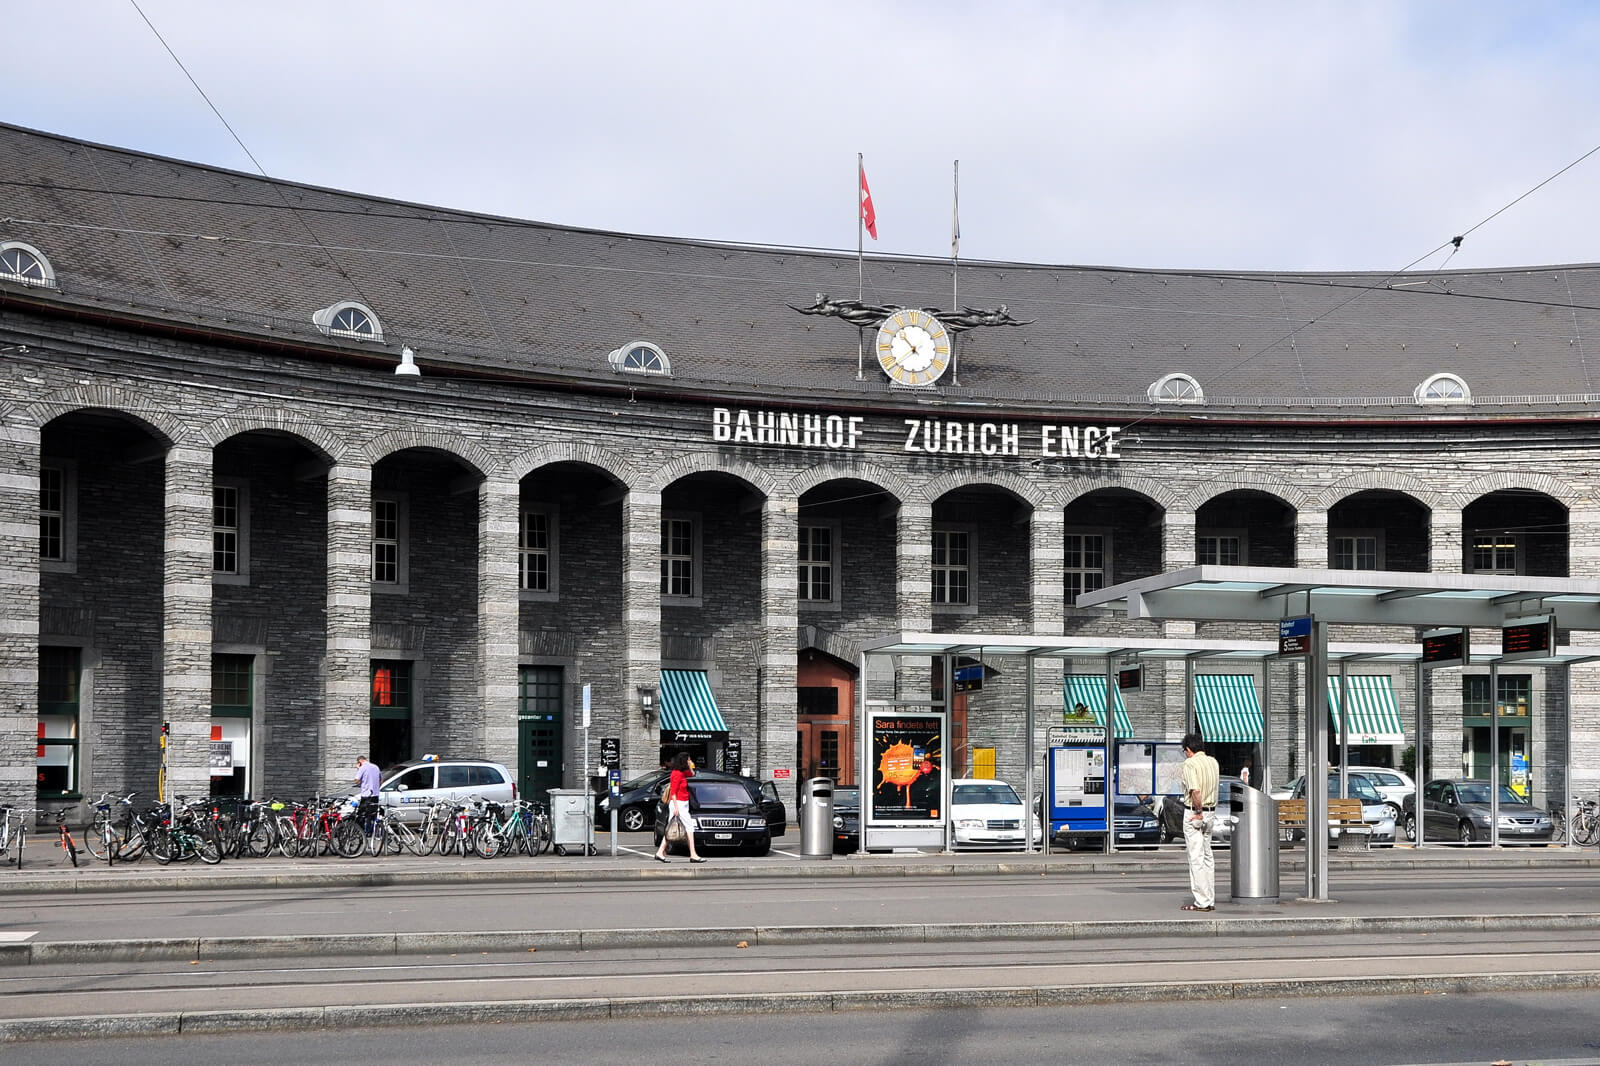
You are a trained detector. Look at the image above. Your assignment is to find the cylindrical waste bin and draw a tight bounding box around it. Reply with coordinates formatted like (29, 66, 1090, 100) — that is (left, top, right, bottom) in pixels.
(1229, 785, 1279, 903)
(799, 777, 834, 858)
(547, 788, 596, 856)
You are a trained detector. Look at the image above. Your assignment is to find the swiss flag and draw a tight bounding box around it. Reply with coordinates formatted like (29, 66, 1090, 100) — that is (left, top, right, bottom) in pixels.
(859, 164, 878, 240)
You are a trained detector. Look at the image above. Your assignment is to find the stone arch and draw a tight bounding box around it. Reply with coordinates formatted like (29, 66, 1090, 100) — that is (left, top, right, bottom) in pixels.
(506, 440, 636, 486)
(1049, 474, 1177, 513)
(798, 624, 861, 669)
(28, 384, 186, 446)
(643, 452, 781, 498)
(789, 460, 916, 505)
(361, 426, 497, 478)
(1449, 472, 1583, 512)
(200, 407, 345, 464)
(1314, 470, 1440, 512)
(1182, 476, 1309, 514)
(922, 469, 1045, 510)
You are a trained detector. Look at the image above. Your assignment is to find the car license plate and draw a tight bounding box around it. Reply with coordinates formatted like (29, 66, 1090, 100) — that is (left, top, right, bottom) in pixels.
(1117, 833, 1134, 840)
(1519, 827, 1535, 834)
(714, 833, 732, 840)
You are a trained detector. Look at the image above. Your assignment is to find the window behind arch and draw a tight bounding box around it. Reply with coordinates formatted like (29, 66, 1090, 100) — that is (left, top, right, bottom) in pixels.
(1149, 373, 1203, 403)
(610, 341, 671, 376)
(1416, 373, 1470, 404)
(0, 241, 54, 287)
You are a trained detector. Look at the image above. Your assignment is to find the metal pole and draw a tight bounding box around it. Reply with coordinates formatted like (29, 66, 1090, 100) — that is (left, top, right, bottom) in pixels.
(943, 652, 954, 854)
(1103, 660, 1115, 855)
(1024, 653, 1035, 854)
(1259, 660, 1272, 795)
(1308, 621, 1329, 901)
(1565, 662, 1574, 849)
(856, 650, 868, 857)
(1415, 658, 1427, 851)
(1489, 658, 1500, 847)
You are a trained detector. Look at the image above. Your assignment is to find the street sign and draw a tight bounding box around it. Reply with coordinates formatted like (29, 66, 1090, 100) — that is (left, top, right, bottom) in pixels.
(1279, 615, 1312, 656)
(772, 767, 792, 781)
(953, 663, 984, 692)
(599, 736, 620, 768)
(581, 683, 592, 729)
(1420, 627, 1468, 670)
(1501, 614, 1555, 662)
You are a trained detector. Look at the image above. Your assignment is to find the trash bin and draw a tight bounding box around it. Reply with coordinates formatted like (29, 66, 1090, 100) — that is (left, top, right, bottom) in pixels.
(547, 788, 596, 856)
(1229, 785, 1279, 903)
(799, 777, 834, 858)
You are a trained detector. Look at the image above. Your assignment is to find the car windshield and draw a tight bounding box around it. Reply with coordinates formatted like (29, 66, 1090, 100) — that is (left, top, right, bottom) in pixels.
(688, 782, 752, 806)
(1456, 782, 1529, 806)
(1328, 776, 1383, 803)
(621, 771, 665, 791)
(953, 784, 1021, 805)
(833, 787, 860, 810)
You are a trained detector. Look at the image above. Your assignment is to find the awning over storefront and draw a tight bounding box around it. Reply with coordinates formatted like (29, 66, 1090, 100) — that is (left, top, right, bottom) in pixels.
(1327, 674, 1405, 745)
(659, 669, 729, 739)
(1193, 674, 1264, 744)
(1064, 675, 1133, 738)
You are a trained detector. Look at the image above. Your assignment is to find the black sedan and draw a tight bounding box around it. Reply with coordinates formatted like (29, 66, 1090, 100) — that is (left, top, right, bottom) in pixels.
(832, 785, 860, 852)
(1054, 798, 1162, 850)
(654, 777, 773, 855)
(1402, 778, 1554, 845)
(599, 769, 786, 836)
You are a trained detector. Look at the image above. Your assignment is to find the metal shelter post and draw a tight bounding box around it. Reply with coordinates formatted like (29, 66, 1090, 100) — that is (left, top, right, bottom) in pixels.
(1489, 658, 1500, 848)
(1306, 620, 1330, 901)
(1024, 653, 1035, 853)
(1415, 658, 1427, 851)
(1259, 659, 1272, 795)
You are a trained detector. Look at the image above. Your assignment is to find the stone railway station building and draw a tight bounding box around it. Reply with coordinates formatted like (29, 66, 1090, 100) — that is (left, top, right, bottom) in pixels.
(2, 121, 1597, 814)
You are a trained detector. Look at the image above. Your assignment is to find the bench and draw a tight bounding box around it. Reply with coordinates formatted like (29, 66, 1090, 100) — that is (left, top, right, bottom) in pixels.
(1277, 797, 1375, 850)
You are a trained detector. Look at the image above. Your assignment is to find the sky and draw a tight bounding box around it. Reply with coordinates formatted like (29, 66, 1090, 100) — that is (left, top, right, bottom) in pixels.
(11, 1, 1600, 273)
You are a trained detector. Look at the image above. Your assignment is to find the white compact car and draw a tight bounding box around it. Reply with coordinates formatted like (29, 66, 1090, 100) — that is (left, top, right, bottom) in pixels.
(950, 778, 1042, 849)
(351, 756, 516, 823)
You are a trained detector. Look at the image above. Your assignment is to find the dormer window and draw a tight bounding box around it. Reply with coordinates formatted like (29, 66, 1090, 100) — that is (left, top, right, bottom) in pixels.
(1416, 373, 1470, 404)
(1148, 372, 1203, 403)
(313, 301, 383, 342)
(608, 340, 671, 376)
(0, 241, 55, 288)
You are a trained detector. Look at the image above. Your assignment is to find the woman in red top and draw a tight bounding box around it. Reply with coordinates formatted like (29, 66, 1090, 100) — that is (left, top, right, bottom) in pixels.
(654, 752, 705, 863)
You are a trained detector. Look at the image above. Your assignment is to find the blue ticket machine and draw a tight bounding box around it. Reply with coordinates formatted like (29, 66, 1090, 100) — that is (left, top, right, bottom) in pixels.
(1047, 725, 1109, 847)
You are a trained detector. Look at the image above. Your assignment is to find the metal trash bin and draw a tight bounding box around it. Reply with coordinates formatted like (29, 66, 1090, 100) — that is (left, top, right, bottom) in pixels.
(799, 777, 834, 858)
(547, 788, 596, 856)
(1229, 785, 1279, 903)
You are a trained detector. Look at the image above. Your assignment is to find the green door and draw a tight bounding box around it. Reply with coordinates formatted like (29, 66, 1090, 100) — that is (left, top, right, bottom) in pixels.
(518, 666, 564, 801)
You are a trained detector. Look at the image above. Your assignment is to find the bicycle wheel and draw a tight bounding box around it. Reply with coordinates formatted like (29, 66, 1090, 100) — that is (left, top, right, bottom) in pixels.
(419, 816, 444, 855)
(472, 823, 503, 859)
(531, 814, 553, 856)
(363, 821, 387, 857)
(61, 830, 79, 868)
(394, 820, 428, 857)
(246, 817, 276, 858)
(1575, 811, 1600, 847)
(1550, 808, 1567, 844)
(193, 832, 222, 864)
(333, 818, 365, 858)
(116, 827, 146, 862)
(274, 815, 300, 858)
(85, 816, 120, 862)
(148, 826, 173, 864)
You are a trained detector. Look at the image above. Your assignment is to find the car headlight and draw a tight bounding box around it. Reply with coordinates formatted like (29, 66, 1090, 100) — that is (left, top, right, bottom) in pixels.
(1141, 818, 1156, 829)
(746, 817, 766, 829)
(956, 819, 984, 830)
(832, 815, 844, 829)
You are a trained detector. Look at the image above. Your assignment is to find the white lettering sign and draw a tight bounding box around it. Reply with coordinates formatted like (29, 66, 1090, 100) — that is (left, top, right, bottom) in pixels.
(712, 408, 1121, 461)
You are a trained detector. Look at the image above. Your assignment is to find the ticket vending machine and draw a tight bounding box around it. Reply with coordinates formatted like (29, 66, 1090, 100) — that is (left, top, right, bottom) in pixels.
(1047, 725, 1109, 847)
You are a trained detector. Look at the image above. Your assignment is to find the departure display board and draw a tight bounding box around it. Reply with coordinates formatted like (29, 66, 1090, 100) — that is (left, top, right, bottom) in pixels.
(1420, 628, 1467, 670)
(1501, 615, 1555, 662)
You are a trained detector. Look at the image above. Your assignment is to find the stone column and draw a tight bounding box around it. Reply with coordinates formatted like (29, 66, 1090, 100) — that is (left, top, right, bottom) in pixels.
(1030, 508, 1064, 635)
(1429, 508, 1462, 574)
(161, 445, 213, 802)
(1295, 510, 1328, 569)
(323, 464, 371, 793)
(759, 496, 798, 780)
(896, 501, 933, 632)
(621, 490, 662, 772)
(1161, 511, 1197, 733)
(0, 424, 40, 811)
(478, 478, 521, 773)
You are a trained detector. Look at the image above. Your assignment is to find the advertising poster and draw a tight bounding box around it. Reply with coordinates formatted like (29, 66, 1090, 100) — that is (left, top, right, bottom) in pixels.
(869, 712, 944, 823)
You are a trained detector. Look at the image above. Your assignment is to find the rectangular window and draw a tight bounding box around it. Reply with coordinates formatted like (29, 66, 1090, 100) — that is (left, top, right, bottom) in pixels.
(1333, 534, 1379, 570)
(40, 465, 64, 561)
(798, 524, 834, 603)
(38, 646, 80, 798)
(373, 496, 400, 584)
(370, 660, 413, 769)
(933, 529, 970, 606)
(1197, 534, 1243, 566)
(1064, 531, 1107, 605)
(213, 484, 239, 574)
(520, 509, 551, 592)
(210, 654, 252, 798)
(1463, 674, 1531, 719)
(661, 516, 696, 598)
(1469, 534, 1518, 574)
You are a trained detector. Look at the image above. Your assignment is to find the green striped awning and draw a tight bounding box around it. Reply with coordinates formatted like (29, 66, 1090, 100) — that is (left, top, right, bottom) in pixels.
(659, 670, 729, 734)
(1327, 674, 1405, 745)
(1063, 675, 1133, 738)
(1193, 674, 1264, 744)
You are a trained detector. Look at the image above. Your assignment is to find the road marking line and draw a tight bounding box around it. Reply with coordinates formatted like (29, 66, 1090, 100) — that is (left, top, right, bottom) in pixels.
(0, 932, 36, 943)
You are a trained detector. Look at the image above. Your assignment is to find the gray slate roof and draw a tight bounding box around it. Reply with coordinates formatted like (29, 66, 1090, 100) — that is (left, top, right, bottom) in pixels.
(5, 121, 1600, 419)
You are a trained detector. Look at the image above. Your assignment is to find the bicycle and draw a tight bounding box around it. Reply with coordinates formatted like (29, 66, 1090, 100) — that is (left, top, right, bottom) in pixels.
(1571, 798, 1600, 847)
(85, 792, 131, 864)
(51, 809, 79, 868)
(148, 798, 222, 865)
(0, 806, 36, 869)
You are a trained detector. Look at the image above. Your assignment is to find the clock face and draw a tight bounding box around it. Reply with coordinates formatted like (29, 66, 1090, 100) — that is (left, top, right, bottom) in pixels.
(875, 308, 951, 386)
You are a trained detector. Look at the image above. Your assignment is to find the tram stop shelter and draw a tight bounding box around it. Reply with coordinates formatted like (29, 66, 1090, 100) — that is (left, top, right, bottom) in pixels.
(858, 566, 1600, 902)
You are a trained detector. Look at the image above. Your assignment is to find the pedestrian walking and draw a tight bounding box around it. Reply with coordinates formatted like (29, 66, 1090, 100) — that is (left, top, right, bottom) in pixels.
(654, 752, 705, 864)
(354, 754, 381, 830)
(1179, 732, 1220, 911)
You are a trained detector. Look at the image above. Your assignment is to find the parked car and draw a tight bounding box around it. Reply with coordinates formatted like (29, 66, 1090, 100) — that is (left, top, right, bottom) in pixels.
(598, 768, 786, 836)
(949, 778, 1043, 849)
(1150, 776, 1248, 845)
(654, 776, 772, 855)
(363, 757, 515, 823)
(1054, 797, 1161, 850)
(1340, 767, 1415, 818)
(1402, 778, 1554, 845)
(832, 785, 860, 852)
(1285, 773, 1398, 846)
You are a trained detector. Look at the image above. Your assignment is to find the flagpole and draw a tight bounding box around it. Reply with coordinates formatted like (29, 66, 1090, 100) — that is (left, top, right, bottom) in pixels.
(950, 159, 961, 385)
(857, 152, 865, 379)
